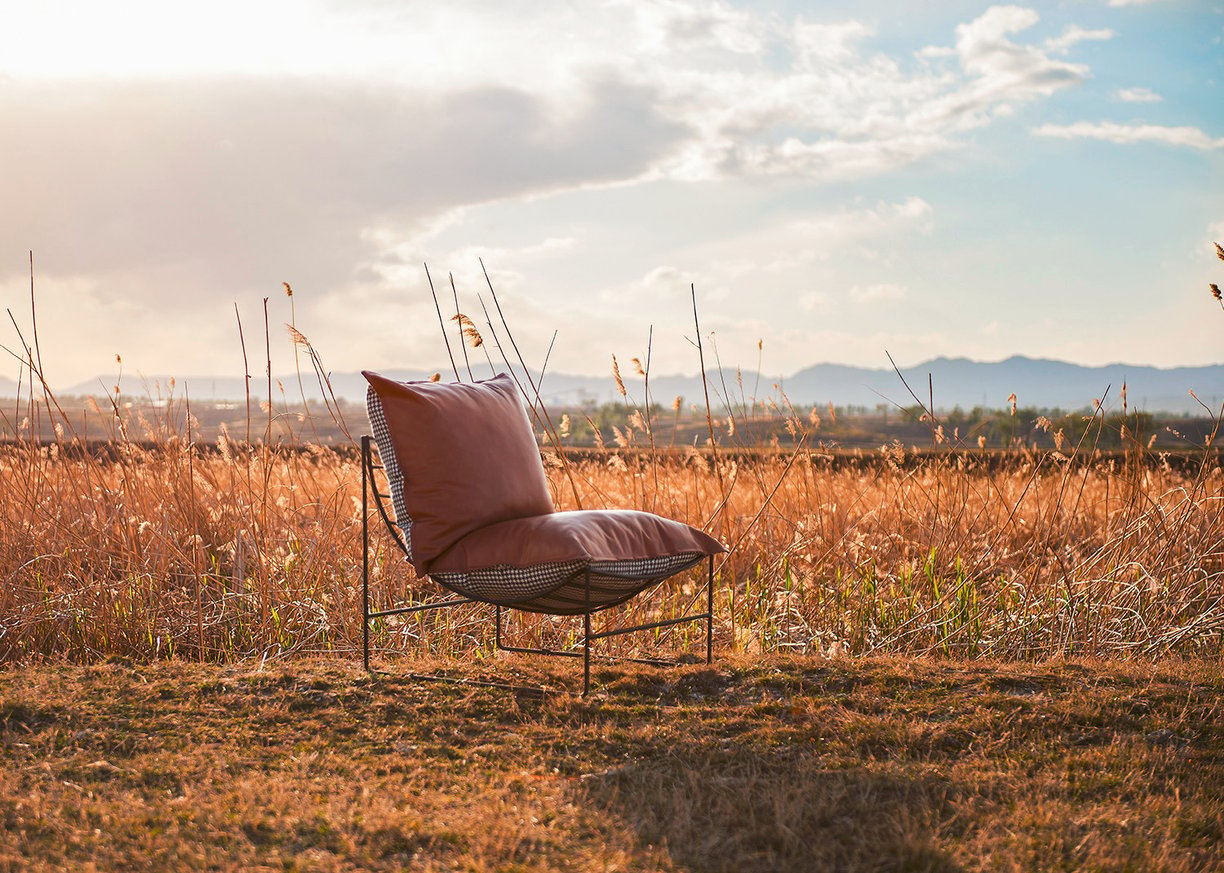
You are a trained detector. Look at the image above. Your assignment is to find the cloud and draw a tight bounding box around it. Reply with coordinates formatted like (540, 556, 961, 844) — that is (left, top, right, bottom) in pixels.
(850, 283, 908, 303)
(0, 2, 1132, 381)
(614, 2, 1106, 181)
(1107, 0, 1166, 6)
(625, 0, 769, 55)
(1032, 121, 1224, 150)
(897, 6, 1105, 155)
(608, 265, 703, 304)
(800, 290, 832, 311)
(1113, 87, 1163, 103)
(0, 3, 1111, 275)
(2, 2, 1114, 194)
(0, 76, 687, 294)
(739, 197, 934, 273)
(1044, 25, 1116, 55)
(789, 198, 934, 240)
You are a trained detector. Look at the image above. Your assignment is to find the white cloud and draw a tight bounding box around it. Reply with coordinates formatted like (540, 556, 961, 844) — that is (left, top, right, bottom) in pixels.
(850, 283, 908, 303)
(799, 290, 832, 311)
(1033, 121, 1224, 150)
(0, 2, 1147, 382)
(0, 3, 1112, 204)
(791, 20, 876, 69)
(1044, 25, 1116, 55)
(902, 6, 1100, 140)
(0, 77, 685, 288)
(608, 2, 1106, 182)
(1114, 87, 1163, 103)
(625, 0, 769, 56)
(1108, 0, 1166, 6)
(608, 265, 703, 304)
(789, 198, 934, 240)
(641, 265, 697, 291)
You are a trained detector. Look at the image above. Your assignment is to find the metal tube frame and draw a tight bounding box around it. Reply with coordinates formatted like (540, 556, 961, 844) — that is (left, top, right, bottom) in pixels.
(362, 435, 716, 696)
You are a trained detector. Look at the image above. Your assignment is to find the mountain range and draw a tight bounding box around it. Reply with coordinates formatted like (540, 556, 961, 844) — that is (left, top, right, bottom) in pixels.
(24, 355, 1224, 415)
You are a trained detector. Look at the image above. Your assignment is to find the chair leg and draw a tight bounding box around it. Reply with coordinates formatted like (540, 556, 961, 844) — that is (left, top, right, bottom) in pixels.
(706, 554, 714, 665)
(583, 567, 592, 696)
(362, 436, 371, 673)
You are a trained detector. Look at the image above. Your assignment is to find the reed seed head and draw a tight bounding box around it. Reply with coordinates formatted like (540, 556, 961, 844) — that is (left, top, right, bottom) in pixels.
(585, 415, 605, 449)
(612, 355, 627, 397)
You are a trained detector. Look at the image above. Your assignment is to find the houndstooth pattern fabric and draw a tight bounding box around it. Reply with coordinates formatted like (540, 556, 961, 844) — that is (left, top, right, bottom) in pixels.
(366, 388, 413, 563)
(431, 552, 708, 615)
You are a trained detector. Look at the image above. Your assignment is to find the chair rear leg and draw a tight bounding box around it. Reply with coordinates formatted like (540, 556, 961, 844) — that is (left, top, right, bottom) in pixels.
(706, 554, 714, 664)
(362, 436, 371, 673)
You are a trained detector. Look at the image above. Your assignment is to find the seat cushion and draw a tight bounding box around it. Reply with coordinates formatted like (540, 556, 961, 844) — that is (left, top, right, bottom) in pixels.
(428, 509, 725, 613)
(430, 509, 723, 571)
(362, 371, 555, 574)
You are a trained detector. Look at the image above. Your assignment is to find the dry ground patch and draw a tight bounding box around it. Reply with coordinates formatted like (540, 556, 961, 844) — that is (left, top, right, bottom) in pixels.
(1, 655, 1221, 872)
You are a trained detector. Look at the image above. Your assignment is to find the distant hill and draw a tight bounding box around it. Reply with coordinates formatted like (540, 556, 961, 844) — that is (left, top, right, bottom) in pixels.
(37, 356, 1224, 415)
(780, 356, 1224, 415)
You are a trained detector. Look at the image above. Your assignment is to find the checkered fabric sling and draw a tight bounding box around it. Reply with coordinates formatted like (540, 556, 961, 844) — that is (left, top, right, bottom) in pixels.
(366, 385, 413, 562)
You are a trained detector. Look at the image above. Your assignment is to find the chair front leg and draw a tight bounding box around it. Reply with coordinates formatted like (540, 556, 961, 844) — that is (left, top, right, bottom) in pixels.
(583, 567, 592, 696)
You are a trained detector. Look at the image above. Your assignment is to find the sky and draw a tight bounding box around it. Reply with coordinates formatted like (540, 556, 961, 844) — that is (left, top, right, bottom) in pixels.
(0, 0, 1221, 389)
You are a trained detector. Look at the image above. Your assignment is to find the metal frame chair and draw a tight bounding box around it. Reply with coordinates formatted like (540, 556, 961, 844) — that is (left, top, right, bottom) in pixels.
(361, 435, 717, 694)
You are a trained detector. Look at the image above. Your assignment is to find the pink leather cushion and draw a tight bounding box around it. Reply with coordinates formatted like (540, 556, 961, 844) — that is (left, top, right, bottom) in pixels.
(428, 509, 725, 573)
(362, 371, 555, 574)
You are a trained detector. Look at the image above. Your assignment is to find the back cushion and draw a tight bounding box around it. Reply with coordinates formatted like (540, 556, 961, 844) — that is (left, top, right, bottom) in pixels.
(362, 371, 554, 573)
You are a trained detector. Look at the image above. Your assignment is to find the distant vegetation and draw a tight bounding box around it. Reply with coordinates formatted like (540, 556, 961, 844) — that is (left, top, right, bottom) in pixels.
(2, 390, 1220, 453)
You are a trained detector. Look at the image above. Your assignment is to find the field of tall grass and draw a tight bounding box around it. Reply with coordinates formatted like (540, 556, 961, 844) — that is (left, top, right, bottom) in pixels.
(2, 280, 1222, 669)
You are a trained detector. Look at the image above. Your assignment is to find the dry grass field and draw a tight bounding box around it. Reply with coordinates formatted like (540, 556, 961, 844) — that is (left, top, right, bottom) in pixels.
(1, 399, 1221, 665)
(1, 284, 1223, 869)
(2, 656, 1222, 872)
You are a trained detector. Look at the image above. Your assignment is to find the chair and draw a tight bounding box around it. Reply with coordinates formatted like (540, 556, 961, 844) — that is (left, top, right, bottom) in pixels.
(360, 370, 725, 694)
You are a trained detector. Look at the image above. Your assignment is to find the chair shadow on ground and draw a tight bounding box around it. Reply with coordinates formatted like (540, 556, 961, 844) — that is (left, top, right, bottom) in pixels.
(573, 667, 967, 873)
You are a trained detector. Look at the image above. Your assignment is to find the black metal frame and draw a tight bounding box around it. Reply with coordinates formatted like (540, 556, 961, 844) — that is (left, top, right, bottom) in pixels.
(361, 435, 715, 695)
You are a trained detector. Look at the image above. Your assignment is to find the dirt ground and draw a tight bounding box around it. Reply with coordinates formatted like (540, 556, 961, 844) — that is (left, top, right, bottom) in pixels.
(1, 654, 1221, 872)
